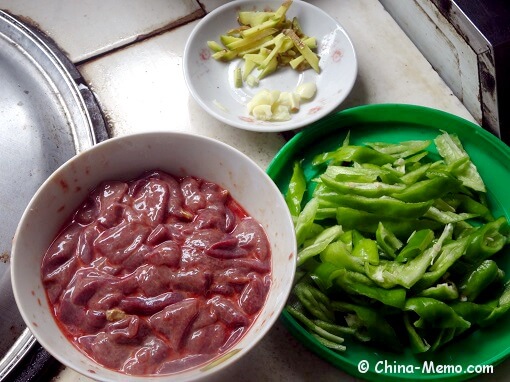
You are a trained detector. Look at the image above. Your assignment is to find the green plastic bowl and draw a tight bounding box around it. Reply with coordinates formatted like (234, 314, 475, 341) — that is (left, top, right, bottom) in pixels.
(267, 104, 510, 381)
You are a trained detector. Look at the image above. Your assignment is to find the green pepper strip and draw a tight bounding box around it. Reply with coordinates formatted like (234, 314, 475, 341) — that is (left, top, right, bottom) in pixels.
(316, 179, 405, 198)
(417, 282, 459, 301)
(285, 160, 307, 217)
(400, 162, 432, 185)
(377, 163, 404, 184)
(320, 241, 365, 273)
(408, 307, 467, 353)
(366, 224, 452, 289)
(450, 301, 496, 325)
(322, 165, 380, 183)
(314, 319, 371, 345)
(451, 282, 510, 327)
(311, 261, 343, 290)
(295, 197, 319, 246)
(404, 313, 430, 353)
(455, 194, 494, 222)
(339, 230, 354, 247)
(406, 149, 429, 162)
(330, 301, 401, 351)
(414, 235, 470, 291)
(311, 261, 408, 308)
(335, 207, 442, 238)
(366, 140, 431, 159)
(394, 229, 434, 262)
(297, 225, 343, 266)
(376, 222, 403, 258)
(433, 198, 457, 212)
(307, 282, 333, 307)
(390, 175, 462, 203)
(313, 319, 357, 337)
(352, 238, 379, 265)
(430, 327, 461, 352)
(332, 268, 406, 308)
(286, 306, 346, 351)
(434, 132, 486, 192)
(310, 333, 347, 351)
(423, 206, 478, 224)
(459, 260, 500, 302)
(312, 145, 396, 166)
(365, 247, 431, 289)
(404, 297, 471, 330)
(463, 217, 509, 264)
(308, 223, 325, 239)
(317, 189, 433, 219)
(351, 230, 364, 247)
(293, 282, 335, 323)
(480, 280, 510, 327)
(314, 207, 336, 220)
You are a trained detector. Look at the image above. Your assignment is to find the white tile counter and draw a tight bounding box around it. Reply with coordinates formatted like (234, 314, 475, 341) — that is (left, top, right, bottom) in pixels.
(0, 0, 508, 381)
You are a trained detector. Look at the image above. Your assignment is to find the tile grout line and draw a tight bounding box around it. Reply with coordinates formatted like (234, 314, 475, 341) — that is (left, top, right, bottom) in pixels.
(75, 8, 206, 67)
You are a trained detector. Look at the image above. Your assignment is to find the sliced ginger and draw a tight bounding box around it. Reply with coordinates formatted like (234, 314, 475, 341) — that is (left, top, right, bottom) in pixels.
(208, 0, 321, 87)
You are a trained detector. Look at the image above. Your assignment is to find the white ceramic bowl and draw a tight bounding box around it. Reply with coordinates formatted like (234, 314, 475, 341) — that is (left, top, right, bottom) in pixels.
(183, 0, 357, 132)
(11, 132, 297, 382)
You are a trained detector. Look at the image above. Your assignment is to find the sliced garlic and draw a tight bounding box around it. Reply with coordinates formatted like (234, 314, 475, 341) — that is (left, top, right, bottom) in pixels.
(247, 82, 316, 122)
(252, 104, 273, 121)
(277, 91, 300, 112)
(247, 89, 272, 113)
(295, 82, 317, 100)
(269, 90, 281, 104)
(271, 104, 291, 121)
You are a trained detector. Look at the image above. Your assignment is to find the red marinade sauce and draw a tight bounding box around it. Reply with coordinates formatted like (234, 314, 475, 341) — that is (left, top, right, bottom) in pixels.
(41, 170, 271, 375)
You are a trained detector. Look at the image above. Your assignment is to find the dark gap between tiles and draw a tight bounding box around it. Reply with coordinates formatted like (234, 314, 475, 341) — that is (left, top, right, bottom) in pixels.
(75, 8, 205, 67)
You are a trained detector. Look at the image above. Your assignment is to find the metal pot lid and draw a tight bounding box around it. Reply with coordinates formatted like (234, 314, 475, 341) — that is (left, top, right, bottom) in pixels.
(0, 10, 107, 380)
